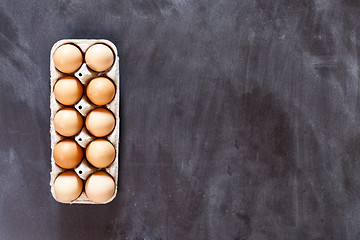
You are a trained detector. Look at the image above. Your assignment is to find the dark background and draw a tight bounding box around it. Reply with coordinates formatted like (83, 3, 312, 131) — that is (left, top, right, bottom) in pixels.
(1, 0, 360, 239)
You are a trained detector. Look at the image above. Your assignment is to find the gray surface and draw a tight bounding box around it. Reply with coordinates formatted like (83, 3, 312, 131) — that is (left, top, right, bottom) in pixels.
(1, 0, 360, 239)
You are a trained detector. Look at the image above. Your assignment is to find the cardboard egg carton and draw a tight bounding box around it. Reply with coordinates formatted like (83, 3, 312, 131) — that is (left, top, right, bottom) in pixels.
(50, 39, 119, 204)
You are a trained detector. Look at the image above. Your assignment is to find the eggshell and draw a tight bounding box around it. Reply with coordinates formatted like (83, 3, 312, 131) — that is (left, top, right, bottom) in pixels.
(85, 44, 114, 72)
(85, 108, 115, 137)
(54, 108, 83, 137)
(54, 76, 83, 105)
(85, 171, 115, 203)
(53, 44, 83, 73)
(54, 139, 83, 169)
(86, 139, 115, 168)
(54, 171, 83, 202)
(86, 77, 115, 105)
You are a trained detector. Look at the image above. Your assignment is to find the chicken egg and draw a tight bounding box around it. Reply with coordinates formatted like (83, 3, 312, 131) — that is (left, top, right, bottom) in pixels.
(85, 44, 114, 72)
(86, 139, 115, 168)
(53, 139, 83, 169)
(85, 171, 115, 203)
(54, 76, 83, 105)
(53, 44, 83, 73)
(86, 77, 115, 105)
(85, 108, 115, 137)
(54, 108, 83, 137)
(54, 171, 83, 202)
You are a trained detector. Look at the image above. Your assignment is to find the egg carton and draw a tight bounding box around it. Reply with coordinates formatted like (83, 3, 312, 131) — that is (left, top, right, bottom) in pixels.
(50, 39, 120, 204)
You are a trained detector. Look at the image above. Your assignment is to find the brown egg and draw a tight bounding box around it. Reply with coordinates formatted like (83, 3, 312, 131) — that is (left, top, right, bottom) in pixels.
(86, 77, 115, 105)
(53, 44, 83, 73)
(86, 139, 115, 168)
(85, 108, 115, 137)
(54, 108, 83, 137)
(54, 171, 83, 202)
(53, 139, 83, 169)
(85, 171, 115, 203)
(54, 76, 83, 105)
(85, 44, 114, 72)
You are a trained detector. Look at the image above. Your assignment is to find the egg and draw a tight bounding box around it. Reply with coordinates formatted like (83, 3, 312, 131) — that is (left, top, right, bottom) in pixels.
(54, 108, 83, 137)
(53, 139, 83, 169)
(54, 171, 83, 202)
(85, 171, 115, 203)
(85, 108, 115, 137)
(86, 77, 115, 105)
(86, 139, 115, 168)
(85, 44, 114, 72)
(54, 76, 83, 105)
(53, 44, 83, 73)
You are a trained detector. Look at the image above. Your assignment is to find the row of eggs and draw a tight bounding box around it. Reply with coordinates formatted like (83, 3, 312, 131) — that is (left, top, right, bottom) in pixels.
(54, 76, 115, 106)
(54, 170, 115, 203)
(53, 43, 114, 73)
(54, 107, 115, 137)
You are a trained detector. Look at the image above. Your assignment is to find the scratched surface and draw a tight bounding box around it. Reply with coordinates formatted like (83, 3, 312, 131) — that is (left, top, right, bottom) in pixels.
(1, 0, 360, 239)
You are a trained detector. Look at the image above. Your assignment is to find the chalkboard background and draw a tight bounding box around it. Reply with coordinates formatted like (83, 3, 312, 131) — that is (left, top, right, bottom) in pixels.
(1, 0, 360, 239)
